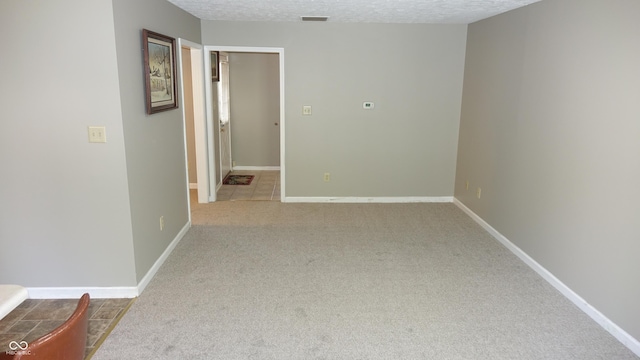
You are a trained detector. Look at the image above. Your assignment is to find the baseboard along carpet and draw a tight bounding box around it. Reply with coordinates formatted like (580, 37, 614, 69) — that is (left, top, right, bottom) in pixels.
(222, 174, 254, 185)
(92, 202, 638, 360)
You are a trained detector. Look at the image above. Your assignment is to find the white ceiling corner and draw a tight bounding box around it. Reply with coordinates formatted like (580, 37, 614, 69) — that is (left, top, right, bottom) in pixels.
(167, 0, 542, 24)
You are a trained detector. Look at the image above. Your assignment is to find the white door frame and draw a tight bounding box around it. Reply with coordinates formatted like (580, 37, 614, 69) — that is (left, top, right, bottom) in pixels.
(217, 52, 232, 185)
(203, 46, 285, 202)
(177, 39, 209, 210)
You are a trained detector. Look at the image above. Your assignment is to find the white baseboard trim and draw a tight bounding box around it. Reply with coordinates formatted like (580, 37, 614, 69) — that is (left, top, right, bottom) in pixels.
(0, 285, 28, 318)
(27, 221, 192, 300)
(136, 221, 191, 295)
(453, 198, 640, 357)
(189, 183, 197, 189)
(27, 286, 138, 299)
(284, 196, 453, 203)
(232, 166, 280, 171)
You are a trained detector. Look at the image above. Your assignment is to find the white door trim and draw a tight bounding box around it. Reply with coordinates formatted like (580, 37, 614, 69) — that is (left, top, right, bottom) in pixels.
(177, 39, 209, 210)
(217, 53, 232, 183)
(203, 46, 217, 202)
(203, 46, 285, 202)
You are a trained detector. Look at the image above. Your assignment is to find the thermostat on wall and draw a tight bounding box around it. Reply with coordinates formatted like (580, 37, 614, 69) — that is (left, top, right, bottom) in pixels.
(363, 101, 375, 109)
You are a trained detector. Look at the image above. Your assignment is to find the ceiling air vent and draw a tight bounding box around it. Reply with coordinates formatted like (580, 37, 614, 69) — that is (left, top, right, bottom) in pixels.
(301, 16, 329, 21)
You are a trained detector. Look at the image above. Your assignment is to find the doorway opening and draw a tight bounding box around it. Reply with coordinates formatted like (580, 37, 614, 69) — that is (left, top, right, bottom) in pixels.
(177, 39, 207, 219)
(203, 46, 285, 203)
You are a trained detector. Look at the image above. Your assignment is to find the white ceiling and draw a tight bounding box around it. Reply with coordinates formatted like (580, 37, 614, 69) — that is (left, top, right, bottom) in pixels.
(168, 0, 542, 24)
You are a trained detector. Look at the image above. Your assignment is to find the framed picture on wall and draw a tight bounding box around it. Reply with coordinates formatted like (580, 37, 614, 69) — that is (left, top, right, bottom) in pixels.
(211, 51, 220, 82)
(142, 29, 178, 114)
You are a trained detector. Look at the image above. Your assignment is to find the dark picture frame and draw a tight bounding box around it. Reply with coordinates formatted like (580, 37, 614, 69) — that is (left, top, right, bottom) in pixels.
(142, 29, 178, 114)
(211, 51, 220, 82)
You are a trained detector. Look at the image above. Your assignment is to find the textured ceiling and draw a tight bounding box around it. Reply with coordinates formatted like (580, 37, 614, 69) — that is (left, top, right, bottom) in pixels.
(168, 0, 542, 24)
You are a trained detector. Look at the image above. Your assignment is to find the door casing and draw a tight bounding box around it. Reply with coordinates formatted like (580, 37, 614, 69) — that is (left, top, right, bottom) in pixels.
(177, 39, 208, 209)
(203, 46, 285, 202)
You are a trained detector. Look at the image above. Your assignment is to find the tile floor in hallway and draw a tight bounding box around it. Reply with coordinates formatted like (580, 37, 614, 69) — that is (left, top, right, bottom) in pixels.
(0, 297, 134, 359)
(216, 170, 280, 201)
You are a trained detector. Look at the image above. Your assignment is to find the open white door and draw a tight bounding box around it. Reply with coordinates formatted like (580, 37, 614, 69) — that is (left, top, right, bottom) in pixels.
(217, 53, 232, 181)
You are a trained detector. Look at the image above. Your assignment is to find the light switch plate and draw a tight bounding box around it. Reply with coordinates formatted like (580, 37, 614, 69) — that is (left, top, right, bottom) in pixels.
(88, 126, 106, 143)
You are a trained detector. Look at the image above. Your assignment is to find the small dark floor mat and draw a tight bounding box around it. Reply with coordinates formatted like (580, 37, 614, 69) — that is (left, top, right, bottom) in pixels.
(223, 174, 254, 185)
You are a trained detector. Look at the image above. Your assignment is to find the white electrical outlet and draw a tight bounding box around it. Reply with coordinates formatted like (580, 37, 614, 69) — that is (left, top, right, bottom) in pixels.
(476, 188, 482, 199)
(324, 173, 330, 182)
(363, 101, 375, 109)
(303, 105, 312, 115)
(160, 216, 165, 231)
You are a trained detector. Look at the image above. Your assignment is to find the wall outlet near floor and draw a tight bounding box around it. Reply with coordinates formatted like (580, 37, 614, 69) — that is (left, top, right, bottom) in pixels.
(476, 187, 482, 199)
(324, 172, 330, 182)
(303, 105, 312, 115)
(159, 216, 165, 231)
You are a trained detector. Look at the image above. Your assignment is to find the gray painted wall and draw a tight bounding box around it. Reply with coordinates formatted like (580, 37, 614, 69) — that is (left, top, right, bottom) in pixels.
(229, 53, 281, 167)
(0, 0, 136, 287)
(202, 22, 467, 197)
(0, 0, 201, 289)
(456, 0, 640, 340)
(112, 0, 201, 282)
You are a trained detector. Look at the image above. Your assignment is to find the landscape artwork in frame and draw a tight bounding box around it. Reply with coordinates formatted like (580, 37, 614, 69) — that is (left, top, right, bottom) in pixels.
(211, 51, 220, 82)
(143, 29, 178, 114)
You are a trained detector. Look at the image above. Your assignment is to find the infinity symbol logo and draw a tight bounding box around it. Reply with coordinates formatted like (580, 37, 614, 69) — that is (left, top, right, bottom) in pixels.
(9, 341, 28, 350)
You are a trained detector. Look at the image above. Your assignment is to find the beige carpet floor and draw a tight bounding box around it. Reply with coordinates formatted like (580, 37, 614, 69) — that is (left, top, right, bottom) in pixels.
(93, 201, 638, 359)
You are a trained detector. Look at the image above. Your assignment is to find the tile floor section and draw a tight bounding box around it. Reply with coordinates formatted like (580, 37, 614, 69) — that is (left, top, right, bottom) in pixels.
(216, 170, 280, 201)
(0, 297, 133, 359)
